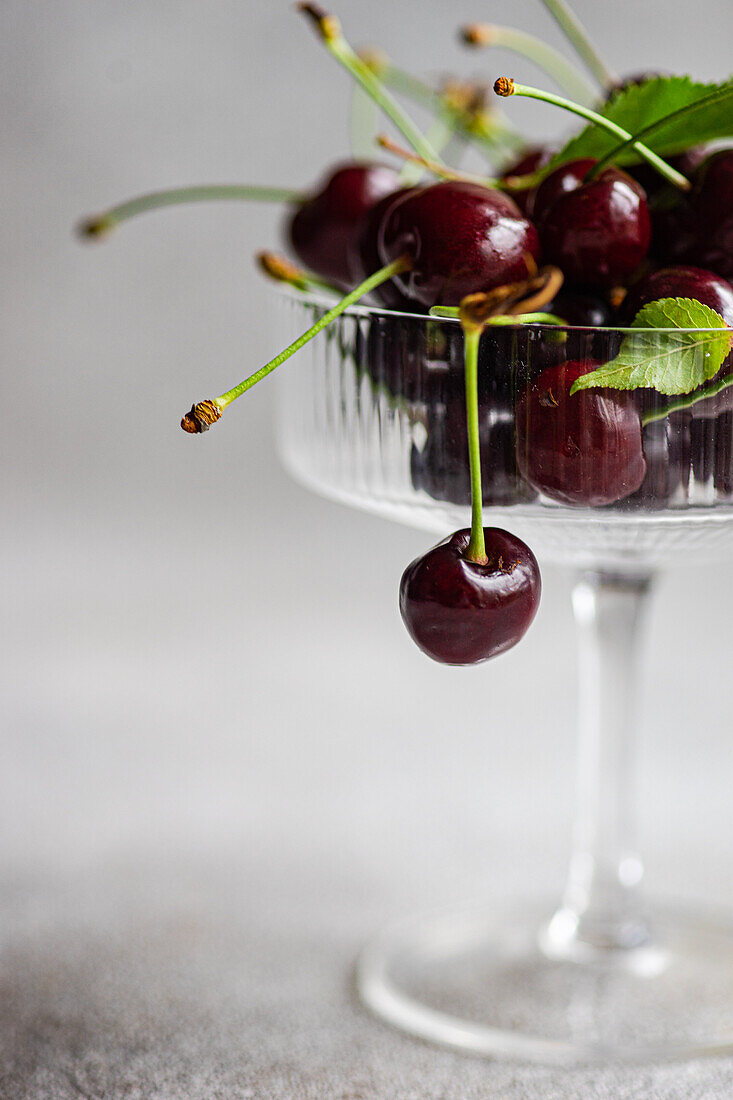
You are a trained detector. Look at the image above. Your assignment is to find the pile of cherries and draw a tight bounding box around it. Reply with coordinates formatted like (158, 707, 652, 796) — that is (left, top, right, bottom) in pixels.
(84, 4, 733, 667)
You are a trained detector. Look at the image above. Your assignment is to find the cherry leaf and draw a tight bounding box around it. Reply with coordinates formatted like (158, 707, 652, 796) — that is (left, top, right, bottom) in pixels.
(550, 76, 733, 167)
(569, 298, 732, 397)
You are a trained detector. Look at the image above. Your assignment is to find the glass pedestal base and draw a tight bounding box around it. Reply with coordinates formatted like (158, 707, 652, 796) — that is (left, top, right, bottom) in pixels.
(357, 902, 733, 1064)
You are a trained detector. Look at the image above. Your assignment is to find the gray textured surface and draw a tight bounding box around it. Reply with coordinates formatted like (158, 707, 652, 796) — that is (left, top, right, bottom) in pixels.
(4, 0, 733, 1095)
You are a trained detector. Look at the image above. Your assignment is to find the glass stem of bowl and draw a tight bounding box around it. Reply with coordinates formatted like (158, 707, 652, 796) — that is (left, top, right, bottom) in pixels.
(541, 569, 657, 964)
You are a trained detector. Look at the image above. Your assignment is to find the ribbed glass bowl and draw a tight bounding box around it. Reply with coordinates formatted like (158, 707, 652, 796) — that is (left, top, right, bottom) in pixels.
(275, 289, 733, 570)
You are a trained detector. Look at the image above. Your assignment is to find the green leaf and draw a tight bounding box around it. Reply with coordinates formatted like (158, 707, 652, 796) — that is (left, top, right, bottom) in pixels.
(569, 298, 732, 397)
(550, 76, 733, 167)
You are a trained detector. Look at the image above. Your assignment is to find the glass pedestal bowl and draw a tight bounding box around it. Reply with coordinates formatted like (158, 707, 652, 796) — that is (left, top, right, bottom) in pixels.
(274, 289, 733, 1064)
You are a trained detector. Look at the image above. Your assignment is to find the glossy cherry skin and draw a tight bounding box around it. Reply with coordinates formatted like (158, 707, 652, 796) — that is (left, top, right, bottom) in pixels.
(515, 360, 647, 505)
(287, 161, 399, 288)
(531, 159, 651, 288)
(399, 528, 541, 665)
(377, 181, 541, 310)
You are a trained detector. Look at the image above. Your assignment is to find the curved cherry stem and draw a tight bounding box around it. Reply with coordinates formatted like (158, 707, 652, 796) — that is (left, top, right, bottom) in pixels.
(461, 22, 596, 105)
(461, 325, 488, 564)
(494, 79, 691, 191)
(297, 4, 443, 165)
(182, 256, 410, 432)
(588, 80, 733, 179)
(79, 184, 306, 237)
(535, 0, 617, 91)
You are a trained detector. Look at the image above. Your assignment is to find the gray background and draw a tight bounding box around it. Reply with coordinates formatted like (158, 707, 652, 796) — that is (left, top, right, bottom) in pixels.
(3, 1, 733, 1096)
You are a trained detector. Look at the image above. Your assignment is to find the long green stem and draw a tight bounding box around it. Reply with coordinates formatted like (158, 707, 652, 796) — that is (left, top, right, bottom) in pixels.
(181, 257, 410, 433)
(79, 184, 304, 236)
(462, 23, 596, 105)
(463, 327, 487, 564)
(298, 4, 442, 164)
(641, 373, 733, 426)
(357, 50, 524, 165)
(398, 116, 457, 186)
(535, 0, 617, 91)
(590, 81, 733, 177)
(495, 79, 691, 191)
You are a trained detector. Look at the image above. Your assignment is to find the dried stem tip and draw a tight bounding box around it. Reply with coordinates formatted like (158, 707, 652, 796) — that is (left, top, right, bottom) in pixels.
(461, 23, 494, 47)
(459, 266, 565, 330)
(181, 399, 222, 434)
(77, 216, 113, 239)
(296, 2, 341, 42)
(493, 76, 515, 98)
(257, 251, 307, 286)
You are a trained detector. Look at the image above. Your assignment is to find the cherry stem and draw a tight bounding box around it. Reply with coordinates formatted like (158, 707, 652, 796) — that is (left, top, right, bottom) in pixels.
(641, 374, 733, 426)
(256, 251, 339, 294)
(535, 0, 617, 91)
(461, 23, 596, 105)
(494, 79, 692, 192)
(589, 80, 733, 179)
(376, 134, 498, 188)
(397, 116, 458, 186)
(78, 184, 304, 236)
(357, 50, 524, 165)
(461, 325, 488, 564)
(297, 4, 443, 165)
(184, 256, 410, 431)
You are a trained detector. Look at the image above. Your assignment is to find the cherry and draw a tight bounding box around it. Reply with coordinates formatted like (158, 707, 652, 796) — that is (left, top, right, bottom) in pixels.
(531, 159, 651, 288)
(619, 265, 733, 327)
(377, 181, 541, 310)
(399, 528, 541, 665)
(515, 360, 647, 505)
(287, 160, 399, 288)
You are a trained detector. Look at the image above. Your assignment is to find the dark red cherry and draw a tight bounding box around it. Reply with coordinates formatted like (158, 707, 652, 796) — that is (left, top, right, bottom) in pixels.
(350, 185, 419, 308)
(399, 528, 541, 665)
(620, 265, 733, 326)
(550, 288, 615, 328)
(532, 159, 651, 288)
(287, 161, 399, 288)
(377, 181, 541, 309)
(515, 360, 647, 505)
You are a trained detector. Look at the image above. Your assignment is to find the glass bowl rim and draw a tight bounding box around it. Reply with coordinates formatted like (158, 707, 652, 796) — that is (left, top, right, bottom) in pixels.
(274, 284, 729, 336)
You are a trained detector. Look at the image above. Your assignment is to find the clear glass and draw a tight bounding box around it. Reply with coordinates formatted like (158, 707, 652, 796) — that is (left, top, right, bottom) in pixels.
(274, 289, 733, 1063)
